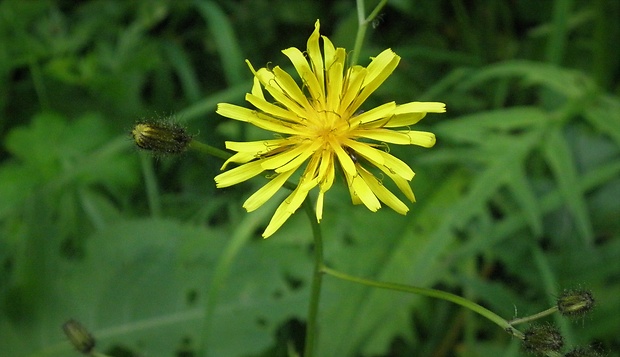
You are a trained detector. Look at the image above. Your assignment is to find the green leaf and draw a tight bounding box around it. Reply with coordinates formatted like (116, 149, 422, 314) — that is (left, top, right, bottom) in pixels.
(314, 172, 469, 356)
(583, 94, 620, 148)
(457, 60, 596, 99)
(435, 107, 548, 236)
(542, 127, 594, 244)
(5, 217, 311, 357)
(194, 0, 246, 85)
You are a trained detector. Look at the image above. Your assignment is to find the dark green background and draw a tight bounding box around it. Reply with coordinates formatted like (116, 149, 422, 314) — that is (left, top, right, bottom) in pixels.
(1, 1, 619, 356)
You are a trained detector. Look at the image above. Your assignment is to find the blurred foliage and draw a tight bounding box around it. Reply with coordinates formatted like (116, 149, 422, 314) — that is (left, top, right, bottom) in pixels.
(1, 0, 619, 357)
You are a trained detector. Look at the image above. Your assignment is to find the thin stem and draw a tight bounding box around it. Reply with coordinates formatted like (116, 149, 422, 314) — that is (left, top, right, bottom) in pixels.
(351, 0, 389, 66)
(350, 0, 367, 67)
(322, 266, 525, 340)
(189, 139, 232, 160)
(366, 0, 389, 25)
(508, 306, 559, 326)
(545, 0, 573, 65)
(139, 153, 161, 217)
(302, 197, 324, 357)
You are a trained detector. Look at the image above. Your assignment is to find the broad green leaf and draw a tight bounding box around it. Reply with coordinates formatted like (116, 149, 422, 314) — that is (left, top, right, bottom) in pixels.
(2, 213, 313, 357)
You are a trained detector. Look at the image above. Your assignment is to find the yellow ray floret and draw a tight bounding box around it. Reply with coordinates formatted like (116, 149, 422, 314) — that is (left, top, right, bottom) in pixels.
(214, 20, 446, 238)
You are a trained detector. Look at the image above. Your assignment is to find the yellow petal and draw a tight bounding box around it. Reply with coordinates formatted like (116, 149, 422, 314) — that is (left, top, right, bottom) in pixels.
(262, 86, 309, 121)
(254, 66, 276, 88)
(344, 140, 385, 166)
(243, 169, 296, 212)
(316, 148, 335, 190)
(307, 20, 324, 96)
(362, 150, 414, 181)
(365, 49, 400, 85)
(348, 101, 395, 128)
(357, 167, 409, 214)
(348, 49, 400, 113)
(225, 139, 290, 155)
(381, 152, 415, 181)
(218, 104, 303, 135)
(260, 142, 313, 171)
(322, 35, 337, 67)
(245, 93, 301, 123)
(350, 174, 381, 212)
(272, 66, 313, 112)
(217, 103, 255, 122)
(262, 200, 294, 238)
(340, 67, 366, 113)
(386, 169, 416, 202)
(405, 131, 436, 147)
(394, 101, 446, 114)
(220, 151, 256, 170)
(343, 170, 363, 205)
(250, 75, 264, 100)
(326, 60, 344, 114)
(251, 115, 303, 135)
(316, 191, 325, 222)
(331, 140, 357, 177)
(355, 129, 436, 147)
(262, 185, 313, 238)
(288, 178, 317, 213)
(367, 159, 416, 202)
(282, 47, 324, 104)
(274, 140, 322, 173)
(382, 112, 427, 128)
(353, 129, 411, 144)
(215, 160, 265, 188)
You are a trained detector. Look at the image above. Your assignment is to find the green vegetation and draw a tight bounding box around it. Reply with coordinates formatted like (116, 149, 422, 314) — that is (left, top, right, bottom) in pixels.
(1, 1, 618, 356)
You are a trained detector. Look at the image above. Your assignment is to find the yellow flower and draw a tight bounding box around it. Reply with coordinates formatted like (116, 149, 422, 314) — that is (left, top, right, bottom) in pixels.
(215, 20, 445, 238)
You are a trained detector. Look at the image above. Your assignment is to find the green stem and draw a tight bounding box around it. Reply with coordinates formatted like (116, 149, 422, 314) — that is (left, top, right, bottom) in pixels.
(545, 0, 573, 65)
(302, 197, 324, 357)
(351, 0, 389, 66)
(508, 306, 559, 326)
(366, 0, 389, 25)
(139, 153, 161, 217)
(322, 266, 525, 340)
(189, 139, 232, 160)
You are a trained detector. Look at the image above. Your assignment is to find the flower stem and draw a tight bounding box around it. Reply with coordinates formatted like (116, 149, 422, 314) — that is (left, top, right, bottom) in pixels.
(351, 0, 389, 66)
(508, 306, 559, 326)
(321, 266, 525, 340)
(302, 197, 324, 357)
(188, 139, 231, 160)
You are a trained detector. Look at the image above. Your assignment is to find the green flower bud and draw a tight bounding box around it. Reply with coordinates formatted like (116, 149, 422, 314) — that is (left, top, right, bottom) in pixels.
(557, 288, 595, 318)
(522, 324, 564, 356)
(62, 319, 95, 354)
(564, 346, 605, 357)
(131, 121, 192, 155)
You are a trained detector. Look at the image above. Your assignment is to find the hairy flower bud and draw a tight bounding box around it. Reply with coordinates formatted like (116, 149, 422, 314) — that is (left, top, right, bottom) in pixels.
(557, 288, 595, 318)
(523, 324, 564, 355)
(131, 121, 192, 155)
(62, 319, 95, 354)
(564, 346, 605, 357)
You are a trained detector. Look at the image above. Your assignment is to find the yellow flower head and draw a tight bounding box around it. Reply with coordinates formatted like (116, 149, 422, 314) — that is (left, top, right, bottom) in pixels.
(215, 20, 445, 238)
